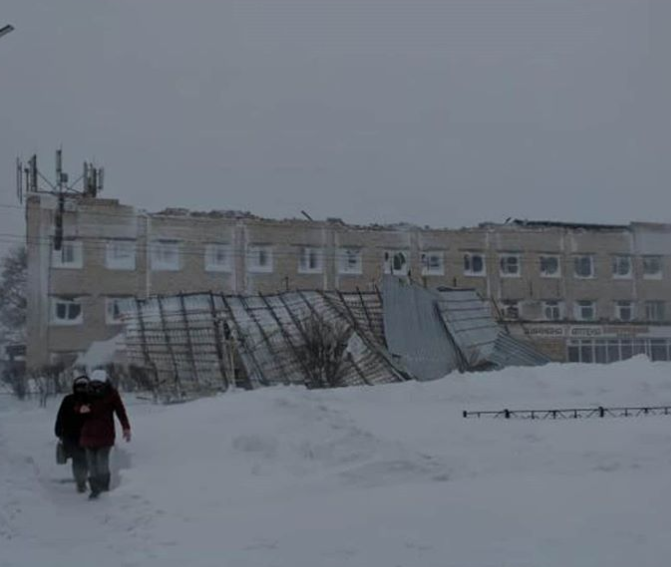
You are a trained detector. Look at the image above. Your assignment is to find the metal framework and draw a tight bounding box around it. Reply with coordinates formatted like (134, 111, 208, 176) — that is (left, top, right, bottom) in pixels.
(122, 290, 407, 399)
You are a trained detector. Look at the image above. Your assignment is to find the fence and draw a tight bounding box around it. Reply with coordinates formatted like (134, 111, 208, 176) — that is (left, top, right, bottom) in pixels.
(462, 405, 671, 419)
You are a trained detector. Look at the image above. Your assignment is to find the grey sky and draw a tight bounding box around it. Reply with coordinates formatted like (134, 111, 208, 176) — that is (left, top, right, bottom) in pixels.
(1, 0, 669, 255)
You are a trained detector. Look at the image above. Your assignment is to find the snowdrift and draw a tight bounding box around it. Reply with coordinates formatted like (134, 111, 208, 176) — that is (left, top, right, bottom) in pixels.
(2, 357, 671, 566)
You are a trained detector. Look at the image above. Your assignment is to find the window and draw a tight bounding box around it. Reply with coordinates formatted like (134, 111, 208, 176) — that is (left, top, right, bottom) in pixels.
(651, 339, 670, 362)
(463, 252, 486, 276)
(338, 248, 362, 275)
(569, 338, 671, 364)
(642, 256, 662, 279)
(500, 300, 520, 320)
(539, 255, 561, 278)
(645, 300, 665, 322)
(52, 240, 83, 269)
(105, 297, 129, 325)
(105, 240, 136, 270)
(542, 300, 564, 321)
(612, 255, 632, 279)
(574, 300, 596, 321)
(614, 300, 635, 321)
(247, 245, 273, 273)
(51, 297, 82, 325)
(421, 251, 444, 276)
(298, 247, 324, 274)
(151, 240, 181, 271)
(573, 255, 594, 279)
(205, 244, 232, 272)
(499, 254, 521, 277)
(384, 250, 409, 275)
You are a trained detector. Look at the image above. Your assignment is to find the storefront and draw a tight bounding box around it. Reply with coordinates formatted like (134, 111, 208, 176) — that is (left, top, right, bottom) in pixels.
(509, 323, 671, 364)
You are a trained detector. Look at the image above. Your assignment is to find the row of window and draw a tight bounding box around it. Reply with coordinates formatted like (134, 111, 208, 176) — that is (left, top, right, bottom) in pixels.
(51, 296, 668, 327)
(51, 296, 127, 326)
(567, 338, 671, 364)
(478, 253, 663, 279)
(52, 240, 667, 280)
(501, 300, 667, 322)
(53, 240, 361, 274)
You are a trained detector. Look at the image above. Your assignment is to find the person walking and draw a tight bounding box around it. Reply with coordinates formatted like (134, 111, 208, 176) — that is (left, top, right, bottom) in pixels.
(54, 375, 91, 493)
(78, 369, 131, 499)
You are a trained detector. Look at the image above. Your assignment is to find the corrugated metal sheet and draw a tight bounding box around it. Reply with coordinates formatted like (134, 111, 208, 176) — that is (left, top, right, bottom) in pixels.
(382, 277, 461, 381)
(435, 289, 499, 369)
(435, 288, 550, 370)
(488, 332, 551, 368)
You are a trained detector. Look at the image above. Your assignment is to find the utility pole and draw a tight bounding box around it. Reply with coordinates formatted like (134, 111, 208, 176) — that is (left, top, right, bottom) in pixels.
(0, 25, 15, 40)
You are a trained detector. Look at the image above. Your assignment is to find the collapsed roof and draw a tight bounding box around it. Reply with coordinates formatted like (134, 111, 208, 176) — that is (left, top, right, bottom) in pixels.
(121, 277, 549, 399)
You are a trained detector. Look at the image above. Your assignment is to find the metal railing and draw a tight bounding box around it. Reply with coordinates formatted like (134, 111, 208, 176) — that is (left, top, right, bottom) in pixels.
(463, 405, 671, 420)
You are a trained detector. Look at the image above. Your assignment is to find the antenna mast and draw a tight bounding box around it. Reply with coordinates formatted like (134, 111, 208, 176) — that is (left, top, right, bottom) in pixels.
(16, 149, 106, 250)
(16, 148, 104, 202)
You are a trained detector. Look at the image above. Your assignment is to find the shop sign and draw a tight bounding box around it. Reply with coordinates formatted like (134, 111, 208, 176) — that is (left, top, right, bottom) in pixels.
(519, 324, 663, 339)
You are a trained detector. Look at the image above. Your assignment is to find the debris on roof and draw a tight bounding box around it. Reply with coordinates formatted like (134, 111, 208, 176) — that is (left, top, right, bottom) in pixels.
(498, 219, 629, 231)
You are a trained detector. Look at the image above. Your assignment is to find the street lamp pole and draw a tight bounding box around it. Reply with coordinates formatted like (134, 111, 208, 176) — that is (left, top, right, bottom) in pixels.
(0, 24, 15, 40)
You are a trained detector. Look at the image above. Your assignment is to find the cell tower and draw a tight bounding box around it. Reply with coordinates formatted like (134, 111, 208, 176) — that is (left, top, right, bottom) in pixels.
(16, 149, 104, 250)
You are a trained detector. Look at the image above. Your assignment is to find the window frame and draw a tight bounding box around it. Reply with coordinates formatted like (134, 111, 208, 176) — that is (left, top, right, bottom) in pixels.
(642, 255, 663, 280)
(573, 255, 595, 279)
(151, 240, 181, 272)
(247, 244, 274, 274)
(50, 296, 83, 326)
(568, 338, 671, 364)
(645, 300, 666, 322)
(298, 246, 324, 274)
(51, 240, 83, 269)
(611, 255, 632, 279)
(539, 255, 561, 278)
(542, 300, 564, 321)
(574, 300, 597, 321)
(499, 253, 521, 278)
(337, 247, 363, 275)
(500, 299, 521, 320)
(463, 252, 486, 277)
(421, 250, 444, 276)
(383, 250, 410, 276)
(204, 243, 233, 273)
(614, 300, 635, 322)
(105, 239, 136, 271)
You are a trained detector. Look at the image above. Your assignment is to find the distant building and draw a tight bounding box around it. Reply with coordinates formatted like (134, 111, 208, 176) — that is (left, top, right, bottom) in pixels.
(25, 193, 671, 369)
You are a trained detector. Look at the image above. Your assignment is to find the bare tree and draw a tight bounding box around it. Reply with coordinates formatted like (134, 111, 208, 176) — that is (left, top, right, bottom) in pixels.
(32, 362, 66, 406)
(0, 246, 27, 345)
(295, 314, 353, 389)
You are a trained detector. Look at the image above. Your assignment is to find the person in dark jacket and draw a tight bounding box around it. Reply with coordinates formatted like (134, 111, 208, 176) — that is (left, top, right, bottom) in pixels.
(78, 369, 131, 499)
(54, 375, 90, 492)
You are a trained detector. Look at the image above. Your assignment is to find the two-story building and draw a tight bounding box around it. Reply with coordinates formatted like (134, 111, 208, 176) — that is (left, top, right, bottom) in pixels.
(25, 192, 671, 369)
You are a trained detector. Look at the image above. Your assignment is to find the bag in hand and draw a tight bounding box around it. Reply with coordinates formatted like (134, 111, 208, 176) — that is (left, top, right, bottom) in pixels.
(55, 441, 69, 465)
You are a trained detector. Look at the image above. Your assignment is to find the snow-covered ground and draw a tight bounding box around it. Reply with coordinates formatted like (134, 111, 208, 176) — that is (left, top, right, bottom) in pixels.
(3, 357, 671, 567)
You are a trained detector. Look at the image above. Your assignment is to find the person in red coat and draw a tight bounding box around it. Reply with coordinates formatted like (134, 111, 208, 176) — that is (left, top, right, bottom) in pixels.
(78, 369, 131, 499)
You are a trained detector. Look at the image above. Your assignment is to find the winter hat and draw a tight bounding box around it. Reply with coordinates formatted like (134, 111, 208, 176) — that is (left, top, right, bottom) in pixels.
(90, 369, 108, 383)
(72, 375, 89, 390)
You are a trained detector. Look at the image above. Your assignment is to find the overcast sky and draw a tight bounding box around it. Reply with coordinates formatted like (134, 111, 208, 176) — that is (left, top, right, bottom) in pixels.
(1, 0, 669, 254)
